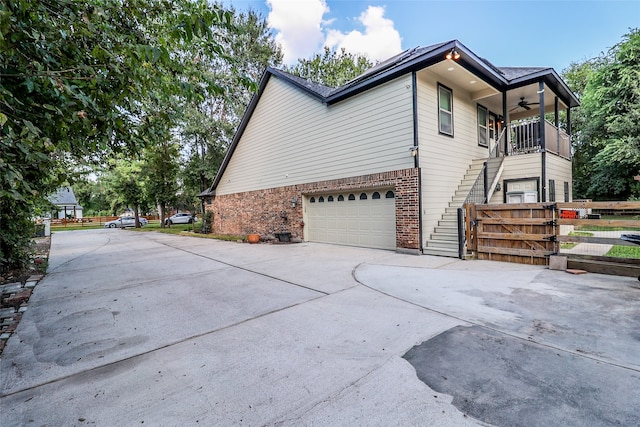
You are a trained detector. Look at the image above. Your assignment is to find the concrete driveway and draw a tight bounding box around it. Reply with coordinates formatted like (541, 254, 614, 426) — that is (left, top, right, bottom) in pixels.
(1, 229, 639, 426)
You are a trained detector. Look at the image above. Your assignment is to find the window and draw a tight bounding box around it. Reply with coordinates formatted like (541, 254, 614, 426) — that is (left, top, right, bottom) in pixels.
(338, 195, 344, 201)
(549, 180, 556, 202)
(359, 193, 367, 200)
(348, 194, 355, 201)
(385, 191, 395, 199)
(310, 197, 315, 203)
(477, 105, 488, 146)
(372, 192, 380, 199)
(564, 182, 570, 202)
(318, 196, 324, 203)
(438, 84, 453, 136)
(328, 196, 334, 202)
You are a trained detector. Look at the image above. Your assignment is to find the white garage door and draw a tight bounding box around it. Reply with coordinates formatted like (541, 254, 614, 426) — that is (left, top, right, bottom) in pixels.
(305, 189, 396, 250)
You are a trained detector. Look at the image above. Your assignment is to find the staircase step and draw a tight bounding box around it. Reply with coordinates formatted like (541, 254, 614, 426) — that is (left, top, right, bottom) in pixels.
(425, 239, 459, 249)
(434, 226, 457, 234)
(422, 247, 459, 258)
(430, 232, 459, 240)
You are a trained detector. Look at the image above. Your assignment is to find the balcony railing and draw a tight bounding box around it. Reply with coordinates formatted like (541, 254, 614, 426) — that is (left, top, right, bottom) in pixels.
(509, 119, 571, 159)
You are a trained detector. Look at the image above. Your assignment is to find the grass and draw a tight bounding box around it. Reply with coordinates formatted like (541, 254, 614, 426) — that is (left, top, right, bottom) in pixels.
(605, 245, 640, 259)
(128, 222, 246, 241)
(560, 242, 578, 250)
(577, 225, 640, 232)
(568, 231, 594, 237)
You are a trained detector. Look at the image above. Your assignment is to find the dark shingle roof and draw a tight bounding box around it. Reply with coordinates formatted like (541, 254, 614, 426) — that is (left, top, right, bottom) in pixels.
(498, 67, 552, 81)
(48, 187, 80, 206)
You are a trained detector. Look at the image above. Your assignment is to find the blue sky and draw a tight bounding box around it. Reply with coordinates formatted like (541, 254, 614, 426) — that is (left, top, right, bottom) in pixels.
(226, 0, 639, 73)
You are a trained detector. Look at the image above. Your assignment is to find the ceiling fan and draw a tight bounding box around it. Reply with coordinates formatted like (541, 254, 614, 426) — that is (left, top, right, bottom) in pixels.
(510, 97, 540, 112)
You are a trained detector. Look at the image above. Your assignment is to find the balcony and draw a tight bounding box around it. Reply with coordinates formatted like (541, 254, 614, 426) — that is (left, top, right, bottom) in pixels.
(509, 119, 571, 159)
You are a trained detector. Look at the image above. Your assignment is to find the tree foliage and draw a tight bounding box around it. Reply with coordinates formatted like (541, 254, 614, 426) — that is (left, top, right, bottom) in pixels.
(0, 0, 237, 272)
(567, 29, 640, 200)
(178, 6, 282, 209)
(284, 47, 373, 87)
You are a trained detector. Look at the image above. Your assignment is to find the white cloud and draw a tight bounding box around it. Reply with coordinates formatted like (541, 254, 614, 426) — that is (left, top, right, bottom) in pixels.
(324, 6, 403, 63)
(266, 2, 403, 65)
(267, 0, 330, 64)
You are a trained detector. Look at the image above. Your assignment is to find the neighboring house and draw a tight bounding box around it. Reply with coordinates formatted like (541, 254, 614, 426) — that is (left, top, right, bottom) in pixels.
(48, 187, 83, 219)
(199, 40, 579, 257)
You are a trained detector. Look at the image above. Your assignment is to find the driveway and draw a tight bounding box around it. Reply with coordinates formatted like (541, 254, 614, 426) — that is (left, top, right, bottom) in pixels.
(1, 229, 639, 426)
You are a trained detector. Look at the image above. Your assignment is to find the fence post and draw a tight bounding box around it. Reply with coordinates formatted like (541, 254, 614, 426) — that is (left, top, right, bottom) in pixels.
(483, 162, 488, 203)
(457, 207, 465, 259)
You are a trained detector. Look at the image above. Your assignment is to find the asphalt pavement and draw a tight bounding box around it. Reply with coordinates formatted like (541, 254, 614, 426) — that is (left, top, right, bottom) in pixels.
(1, 229, 639, 426)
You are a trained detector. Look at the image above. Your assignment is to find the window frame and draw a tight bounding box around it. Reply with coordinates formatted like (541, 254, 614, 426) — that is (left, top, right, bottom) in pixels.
(438, 83, 454, 137)
(477, 104, 488, 147)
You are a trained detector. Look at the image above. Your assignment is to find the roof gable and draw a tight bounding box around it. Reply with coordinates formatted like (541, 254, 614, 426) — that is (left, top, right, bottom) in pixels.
(202, 40, 579, 195)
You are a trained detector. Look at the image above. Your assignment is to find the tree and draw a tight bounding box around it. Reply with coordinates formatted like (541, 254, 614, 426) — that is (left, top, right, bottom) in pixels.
(179, 6, 283, 211)
(284, 47, 373, 87)
(143, 128, 180, 228)
(0, 0, 237, 272)
(107, 157, 146, 225)
(567, 29, 640, 200)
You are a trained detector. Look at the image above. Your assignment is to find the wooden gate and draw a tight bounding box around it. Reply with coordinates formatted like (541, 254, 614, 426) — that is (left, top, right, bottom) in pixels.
(465, 201, 640, 274)
(465, 203, 556, 265)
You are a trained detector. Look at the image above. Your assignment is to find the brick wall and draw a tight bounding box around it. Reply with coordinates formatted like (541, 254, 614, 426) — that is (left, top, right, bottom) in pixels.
(206, 168, 420, 250)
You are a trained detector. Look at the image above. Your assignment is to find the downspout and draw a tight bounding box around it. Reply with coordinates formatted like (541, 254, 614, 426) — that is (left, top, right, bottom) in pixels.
(412, 72, 423, 253)
(539, 80, 546, 202)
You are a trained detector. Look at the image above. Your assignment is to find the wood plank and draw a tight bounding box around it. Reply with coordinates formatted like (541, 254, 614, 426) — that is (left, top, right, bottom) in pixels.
(557, 235, 637, 246)
(566, 259, 640, 278)
(557, 219, 640, 227)
(479, 232, 554, 241)
(478, 245, 553, 257)
(479, 217, 553, 225)
(557, 201, 640, 210)
(477, 203, 554, 211)
(565, 253, 640, 265)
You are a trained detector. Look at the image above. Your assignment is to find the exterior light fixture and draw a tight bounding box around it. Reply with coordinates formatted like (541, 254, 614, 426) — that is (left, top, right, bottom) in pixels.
(445, 48, 460, 60)
(409, 146, 419, 157)
(291, 197, 298, 208)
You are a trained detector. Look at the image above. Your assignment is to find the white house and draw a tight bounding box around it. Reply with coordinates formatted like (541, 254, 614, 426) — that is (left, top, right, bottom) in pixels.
(48, 187, 83, 219)
(199, 40, 579, 257)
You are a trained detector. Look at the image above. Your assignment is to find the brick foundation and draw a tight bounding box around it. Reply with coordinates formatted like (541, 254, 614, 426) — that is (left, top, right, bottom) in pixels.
(206, 168, 420, 250)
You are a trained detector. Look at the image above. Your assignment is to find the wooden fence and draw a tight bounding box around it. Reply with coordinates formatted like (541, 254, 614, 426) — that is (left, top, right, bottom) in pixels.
(48, 215, 161, 227)
(465, 203, 556, 265)
(465, 201, 640, 274)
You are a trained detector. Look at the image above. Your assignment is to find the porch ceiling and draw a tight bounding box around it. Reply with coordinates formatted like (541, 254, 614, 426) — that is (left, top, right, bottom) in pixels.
(427, 59, 499, 97)
(473, 82, 570, 120)
(424, 61, 570, 121)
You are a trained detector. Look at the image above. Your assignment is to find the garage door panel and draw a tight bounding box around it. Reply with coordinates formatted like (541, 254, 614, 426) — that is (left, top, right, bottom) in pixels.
(306, 190, 396, 250)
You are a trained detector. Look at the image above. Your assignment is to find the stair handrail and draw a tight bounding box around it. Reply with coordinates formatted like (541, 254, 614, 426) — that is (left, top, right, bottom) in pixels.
(463, 127, 507, 205)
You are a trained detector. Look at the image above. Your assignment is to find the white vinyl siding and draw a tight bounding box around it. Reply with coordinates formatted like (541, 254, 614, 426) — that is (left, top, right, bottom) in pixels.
(416, 69, 489, 242)
(546, 153, 572, 202)
(215, 75, 415, 195)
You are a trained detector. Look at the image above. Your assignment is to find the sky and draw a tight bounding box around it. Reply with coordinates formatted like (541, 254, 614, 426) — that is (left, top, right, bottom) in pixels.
(224, 0, 639, 73)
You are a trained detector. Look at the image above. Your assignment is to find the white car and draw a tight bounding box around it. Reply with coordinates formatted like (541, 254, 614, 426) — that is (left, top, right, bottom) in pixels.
(164, 213, 197, 225)
(104, 216, 148, 228)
